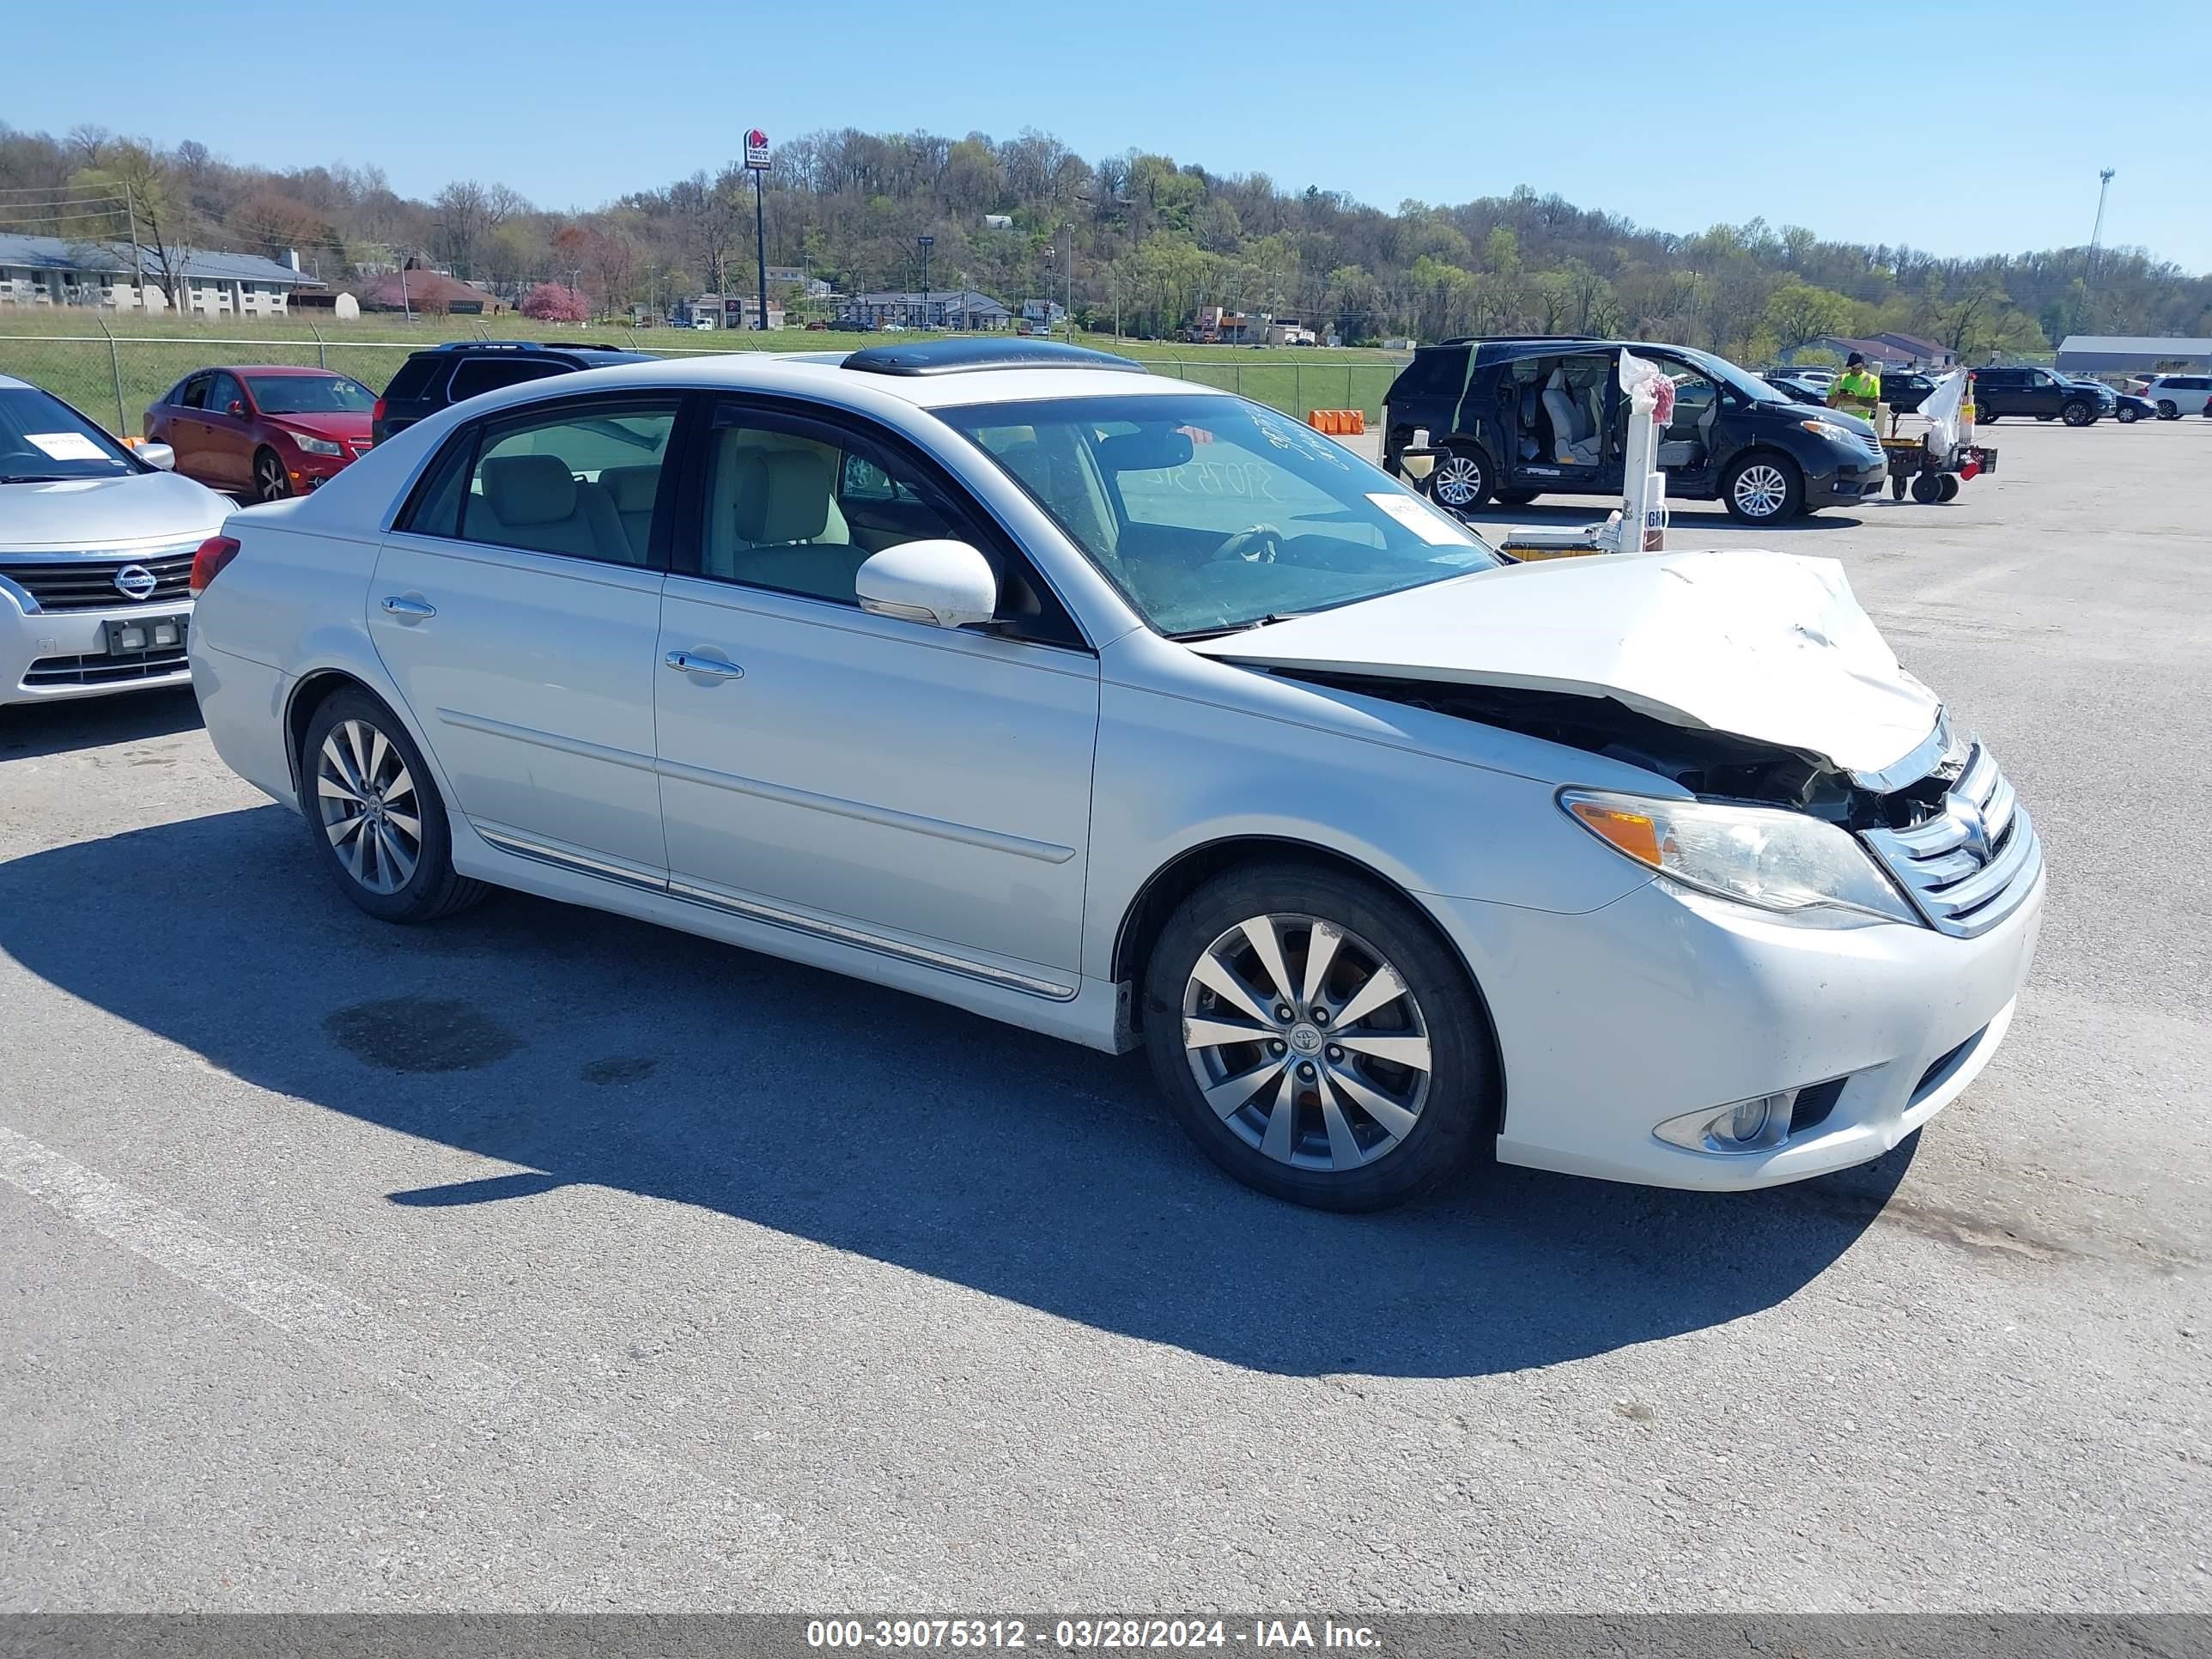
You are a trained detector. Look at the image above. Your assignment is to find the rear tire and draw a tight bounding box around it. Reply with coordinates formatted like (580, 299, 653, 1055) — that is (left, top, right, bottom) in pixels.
(2156, 400, 2179, 420)
(300, 689, 485, 924)
(1936, 473, 1960, 502)
(1493, 487, 1541, 507)
(1978, 410, 1998, 423)
(1911, 473, 1944, 504)
(1141, 862, 1496, 1212)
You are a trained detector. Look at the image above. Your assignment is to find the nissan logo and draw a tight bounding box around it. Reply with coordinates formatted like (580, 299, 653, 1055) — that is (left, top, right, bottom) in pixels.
(1948, 799, 1992, 866)
(113, 564, 158, 601)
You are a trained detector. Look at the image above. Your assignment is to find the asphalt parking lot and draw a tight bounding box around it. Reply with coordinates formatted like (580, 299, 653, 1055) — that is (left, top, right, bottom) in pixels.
(3, 416, 2208, 1613)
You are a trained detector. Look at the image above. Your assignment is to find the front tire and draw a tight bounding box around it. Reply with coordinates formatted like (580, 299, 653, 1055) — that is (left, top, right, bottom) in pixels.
(2116, 403, 2141, 423)
(252, 447, 290, 502)
(1142, 862, 1497, 1211)
(1426, 447, 1492, 511)
(300, 689, 485, 924)
(1721, 453, 1803, 523)
(2061, 399, 2096, 427)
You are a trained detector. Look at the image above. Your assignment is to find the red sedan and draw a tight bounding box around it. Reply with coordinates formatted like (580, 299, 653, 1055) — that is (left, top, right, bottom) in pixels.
(143, 366, 375, 502)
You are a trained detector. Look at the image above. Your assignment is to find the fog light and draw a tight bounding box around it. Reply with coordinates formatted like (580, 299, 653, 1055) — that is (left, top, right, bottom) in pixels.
(1655, 1091, 1797, 1155)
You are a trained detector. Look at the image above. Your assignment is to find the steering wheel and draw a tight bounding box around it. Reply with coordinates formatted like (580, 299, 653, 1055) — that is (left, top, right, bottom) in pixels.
(1213, 525, 1282, 564)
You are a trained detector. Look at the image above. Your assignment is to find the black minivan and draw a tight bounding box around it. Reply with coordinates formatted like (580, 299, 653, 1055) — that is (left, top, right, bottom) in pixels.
(1382, 337, 1889, 523)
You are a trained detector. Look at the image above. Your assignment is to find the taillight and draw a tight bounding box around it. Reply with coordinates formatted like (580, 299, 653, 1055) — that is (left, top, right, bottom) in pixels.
(189, 535, 240, 597)
(371, 397, 386, 428)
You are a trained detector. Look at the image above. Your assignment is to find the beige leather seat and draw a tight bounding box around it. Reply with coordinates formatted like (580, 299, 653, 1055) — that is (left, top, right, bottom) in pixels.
(473, 453, 635, 563)
(598, 465, 660, 554)
(703, 431, 863, 603)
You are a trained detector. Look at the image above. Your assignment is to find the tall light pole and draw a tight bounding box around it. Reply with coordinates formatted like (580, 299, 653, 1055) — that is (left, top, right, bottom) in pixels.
(2090, 167, 2117, 254)
(917, 234, 933, 331)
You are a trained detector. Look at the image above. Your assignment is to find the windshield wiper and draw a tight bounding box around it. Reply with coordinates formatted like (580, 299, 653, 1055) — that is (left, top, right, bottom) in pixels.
(1168, 612, 1309, 642)
(0, 474, 78, 485)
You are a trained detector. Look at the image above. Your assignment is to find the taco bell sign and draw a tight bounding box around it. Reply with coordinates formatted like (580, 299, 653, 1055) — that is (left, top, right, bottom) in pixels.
(744, 130, 770, 170)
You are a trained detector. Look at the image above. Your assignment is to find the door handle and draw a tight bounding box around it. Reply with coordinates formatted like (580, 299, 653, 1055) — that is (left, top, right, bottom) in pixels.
(665, 649, 744, 680)
(380, 595, 436, 620)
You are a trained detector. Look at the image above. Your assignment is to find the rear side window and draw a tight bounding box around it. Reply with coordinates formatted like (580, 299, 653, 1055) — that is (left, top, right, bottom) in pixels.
(1389, 349, 1468, 403)
(456, 399, 677, 567)
(447, 356, 574, 403)
(381, 354, 447, 402)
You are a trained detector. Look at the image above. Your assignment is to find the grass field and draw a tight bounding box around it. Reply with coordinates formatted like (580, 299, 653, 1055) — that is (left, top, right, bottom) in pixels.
(0, 308, 1409, 436)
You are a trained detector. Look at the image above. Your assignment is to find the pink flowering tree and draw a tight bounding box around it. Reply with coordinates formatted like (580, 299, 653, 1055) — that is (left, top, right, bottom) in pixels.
(520, 282, 590, 323)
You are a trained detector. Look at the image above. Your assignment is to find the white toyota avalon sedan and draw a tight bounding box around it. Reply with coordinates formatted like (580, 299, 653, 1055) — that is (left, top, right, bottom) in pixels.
(2, 374, 229, 705)
(186, 338, 2043, 1211)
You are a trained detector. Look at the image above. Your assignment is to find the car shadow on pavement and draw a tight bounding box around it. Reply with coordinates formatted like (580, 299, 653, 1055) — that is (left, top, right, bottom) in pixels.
(0, 805, 1915, 1381)
(0, 687, 204, 761)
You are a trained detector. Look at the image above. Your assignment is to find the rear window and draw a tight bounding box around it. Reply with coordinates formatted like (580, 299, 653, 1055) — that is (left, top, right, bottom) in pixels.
(381, 355, 447, 402)
(447, 357, 574, 403)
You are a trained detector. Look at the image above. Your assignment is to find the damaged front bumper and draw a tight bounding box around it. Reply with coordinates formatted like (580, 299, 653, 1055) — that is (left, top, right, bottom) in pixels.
(1424, 860, 2045, 1192)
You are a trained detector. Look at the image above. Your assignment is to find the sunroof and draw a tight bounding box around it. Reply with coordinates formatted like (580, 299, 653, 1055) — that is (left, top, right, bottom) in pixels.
(841, 338, 1148, 377)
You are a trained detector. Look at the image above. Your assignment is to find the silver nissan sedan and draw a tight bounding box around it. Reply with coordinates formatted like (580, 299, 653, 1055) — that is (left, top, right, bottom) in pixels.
(185, 340, 2043, 1210)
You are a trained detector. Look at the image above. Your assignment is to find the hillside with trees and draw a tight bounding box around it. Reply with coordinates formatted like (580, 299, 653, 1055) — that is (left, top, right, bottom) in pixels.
(4, 119, 2206, 361)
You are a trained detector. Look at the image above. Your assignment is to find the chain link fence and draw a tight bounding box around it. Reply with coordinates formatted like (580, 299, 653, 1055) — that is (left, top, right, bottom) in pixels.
(0, 329, 1404, 439)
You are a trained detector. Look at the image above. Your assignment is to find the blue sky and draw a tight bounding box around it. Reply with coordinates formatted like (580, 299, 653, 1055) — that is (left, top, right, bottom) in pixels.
(14, 1, 2209, 273)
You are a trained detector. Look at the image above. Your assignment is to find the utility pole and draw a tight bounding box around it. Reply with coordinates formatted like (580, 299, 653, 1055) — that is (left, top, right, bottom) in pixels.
(918, 234, 933, 331)
(1063, 222, 1073, 340)
(124, 185, 145, 299)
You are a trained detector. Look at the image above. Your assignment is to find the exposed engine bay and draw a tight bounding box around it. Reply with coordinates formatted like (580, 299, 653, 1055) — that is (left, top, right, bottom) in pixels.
(1283, 670, 1962, 833)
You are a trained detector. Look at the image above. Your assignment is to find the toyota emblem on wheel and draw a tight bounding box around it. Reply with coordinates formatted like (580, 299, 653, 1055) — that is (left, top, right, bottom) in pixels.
(112, 564, 158, 601)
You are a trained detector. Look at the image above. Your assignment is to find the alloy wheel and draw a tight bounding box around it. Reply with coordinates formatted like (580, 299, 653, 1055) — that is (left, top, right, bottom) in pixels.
(1731, 462, 1790, 520)
(2062, 402, 2094, 427)
(1181, 913, 1431, 1172)
(1431, 453, 1485, 508)
(315, 718, 422, 895)
(255, 452, 289, 501)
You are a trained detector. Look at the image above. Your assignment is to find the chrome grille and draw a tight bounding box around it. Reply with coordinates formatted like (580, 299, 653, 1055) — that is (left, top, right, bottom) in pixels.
(1862, 743, 2042, 939)
(0, 549, 198, 611)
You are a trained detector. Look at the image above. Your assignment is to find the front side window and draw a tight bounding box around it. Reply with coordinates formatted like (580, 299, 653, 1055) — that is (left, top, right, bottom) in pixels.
(0, 386, 137, 483)
(410, 399, 677, 566)
(204, 373, 246, 416)
(943, 392, 1499, 640)
(691, 404, 1084, 646)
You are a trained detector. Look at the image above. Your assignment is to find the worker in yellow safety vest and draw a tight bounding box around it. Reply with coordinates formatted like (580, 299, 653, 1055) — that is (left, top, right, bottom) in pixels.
(1827, 352, 1883, 427)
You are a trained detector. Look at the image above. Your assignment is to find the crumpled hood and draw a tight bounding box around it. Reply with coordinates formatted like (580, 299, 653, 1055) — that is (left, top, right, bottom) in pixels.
(270, 412, 372, 445)
(1188, 550, 1943, 778)
(0, 469, 231, 551)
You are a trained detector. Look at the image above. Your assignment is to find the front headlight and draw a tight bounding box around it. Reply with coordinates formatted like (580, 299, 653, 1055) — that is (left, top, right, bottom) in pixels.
(291, 434, 343, 457)
(1800, 418, 1860, 446)
(1559, 789, 1917, 926)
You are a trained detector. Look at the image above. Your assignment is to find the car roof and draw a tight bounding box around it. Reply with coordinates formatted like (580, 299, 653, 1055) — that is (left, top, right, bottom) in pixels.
(227, 365, 349, 377)
(418, 339, 648, 358)
(0, 373, 30, 391)
(414, 341, 1212, 415)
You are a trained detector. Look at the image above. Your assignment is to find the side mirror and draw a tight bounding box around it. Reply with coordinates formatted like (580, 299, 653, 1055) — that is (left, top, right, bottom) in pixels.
(227, 400, 247, 418)
(855, 539, 998, 630)
(138, 441, 177, 471)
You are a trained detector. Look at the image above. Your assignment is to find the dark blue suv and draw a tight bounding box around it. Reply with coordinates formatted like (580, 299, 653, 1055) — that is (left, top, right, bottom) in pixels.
(371, 341, 654, 445)
(1383, 336, 1889, 523)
